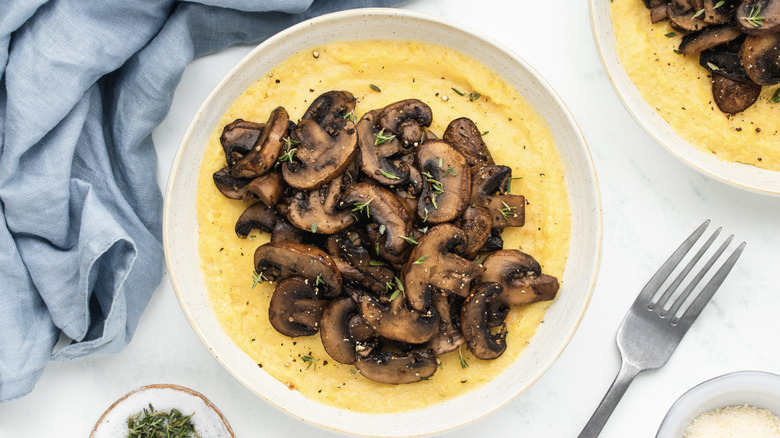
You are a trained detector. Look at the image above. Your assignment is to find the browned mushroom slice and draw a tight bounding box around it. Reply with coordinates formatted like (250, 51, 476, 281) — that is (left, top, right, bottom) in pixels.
(481, 194, 525, 228)
(213, 167, 251, 200)
(667, 0, 709, 33)
(712, 73, 763, 113)
(287, 173, 356, 235)
(378, 99, 433, 149)
(460, 205, 493, 259)
(235, 202, 277, 238)
(354, 288, 439, 344)
(220, 119, 264, 166)
(320, 297, 376, 364)
(678, 26, 742, 54)
(702, 0, 738, 24)
(270, 218, 304, 244)
(651, 4, 670, 22)
(403, 223, 486, 312)
(741, 32, 780, 85)
(244, 171, 286, 206)
(480, 250, 559, 306)
(442, 117, 495, 174)
(354, 350, 437, 384)
(231, 107, 289, 179)
(460, 282, 507, 360)
(699, 36, 751, 82)
(470, 165, 511, 204)
(424, 292, 465, 355)
(641, 0, 670, 8)
(736, 0, 780, 35)
(356, 109, 410, 185)
(416, 140, 471, 224)
(254, 241, 342, 297)
(301, 90, 357, 137)
(281, 117, 358, 190)
(268, 276, 329, 337)
(342, 183, 413, 265)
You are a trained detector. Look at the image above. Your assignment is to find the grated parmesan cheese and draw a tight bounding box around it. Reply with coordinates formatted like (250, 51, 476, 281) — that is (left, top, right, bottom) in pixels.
(684, 404, 780, 438)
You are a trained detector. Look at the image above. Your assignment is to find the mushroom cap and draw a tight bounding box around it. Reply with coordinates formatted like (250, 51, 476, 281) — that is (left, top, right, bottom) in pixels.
(481, 194, 526, 228)
(286, 173, 356, 234)
(301, 90, 357, 136)
(320, 297, 372, 364)
(699, 36, 751, 82)
(235, 202, 278, 238)
(355, 288, 440, 344)
(356, 109, 410, 185)
(470, 165, 512, 204)
(231, 107, 289, 179)
(678, 26, 742, 54)
(281, 118, 359, 190)
(443, 117, 495, 174)
(460, 282, 507, 360)
(424, 292, 465, 355)
(736, 0, 780, 35)
(403, 223, 486, 312)
(711, 73, 763, 114)
(480, 250, 559, 306)
(220, 119, 264, 167)
(342, 183, 413, 265)
(740, 32, 780, 85)
(416, 140, 471, 224)
(254, 241, 342, 297)
(379, 99, 433, 148)
(213, 167, 250, 200)
(268, 276, 329, 337)
(459, 205, 493, 259)
(667, 0, 710, 33)
(354, 350, 437, 384)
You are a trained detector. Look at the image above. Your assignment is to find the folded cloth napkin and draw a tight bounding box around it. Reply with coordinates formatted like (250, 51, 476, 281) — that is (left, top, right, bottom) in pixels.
(0, 0, 404, 403)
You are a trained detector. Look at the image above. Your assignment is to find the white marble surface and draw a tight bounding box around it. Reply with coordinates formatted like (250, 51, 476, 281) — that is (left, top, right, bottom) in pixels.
(2, 0, 780, 437)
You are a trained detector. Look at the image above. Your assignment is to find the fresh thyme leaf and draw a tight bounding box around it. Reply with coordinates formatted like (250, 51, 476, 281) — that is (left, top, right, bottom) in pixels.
(468, 91, 481, 101)
(368, 260, 387, 266)
(378, 168, 399, 179)
(746, 4, 765, 27)
(438, 157, 444, 168)
(389, 289, 400, 301)
(351, 198, 374, 218)
(506, 176, 523, 193)
(706, 62, 719, 71)
(770, 88, 780, 103)
(374, 128, 396, 146)
(394, 276, 404, 292)
(714, 0, 724, 7)
(443, 165, 458, 177)
(459, 345, 469, 369)
(279, 137, 300, 164)
(665, 31, 677, 37)
(369, 83, 382, 92)
(400, 235, 418, 245)
(693, 8, 704, 18)
(344, 109, 357, 124)
(378, 224, 386, 235)
(451, 87, 466, 96)
(481, 130, 489, 136)
(302, 354, 319, 370)
(315, 273, 324, 286)
(252, 270, 269, 289)
(127, 403, 199, 438)
(413, 255, 429, 265)
(499, 201, 517, 223)
(418, 226, 429, 234)
(311, 222, 318, 233)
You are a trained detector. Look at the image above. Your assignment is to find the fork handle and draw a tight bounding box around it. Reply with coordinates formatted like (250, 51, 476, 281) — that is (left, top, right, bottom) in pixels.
(578, 360, 642, 438)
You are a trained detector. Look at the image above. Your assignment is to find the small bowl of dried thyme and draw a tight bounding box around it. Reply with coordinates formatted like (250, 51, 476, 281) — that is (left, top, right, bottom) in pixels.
(90, 384, 234, 438)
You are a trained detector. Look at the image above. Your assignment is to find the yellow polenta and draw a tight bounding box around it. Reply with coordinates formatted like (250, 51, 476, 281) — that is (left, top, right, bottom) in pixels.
(611, 0, 780, 170)
(195, 40, 571, 413)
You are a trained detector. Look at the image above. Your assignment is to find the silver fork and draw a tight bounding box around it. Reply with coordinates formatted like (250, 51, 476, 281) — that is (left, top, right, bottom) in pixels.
(579, 220, 746, 438)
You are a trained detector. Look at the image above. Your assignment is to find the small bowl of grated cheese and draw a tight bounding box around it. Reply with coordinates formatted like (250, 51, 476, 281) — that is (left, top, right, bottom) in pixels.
(657, 371, 780, 438)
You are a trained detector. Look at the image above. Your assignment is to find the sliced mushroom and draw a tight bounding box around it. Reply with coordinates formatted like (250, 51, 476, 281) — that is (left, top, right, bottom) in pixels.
(651, 4, 670, 22)
(424, 292, 465, 355)
(678, 26, 742, 54)
(736, 0, 780, 34)
(460, 282, 507, 360)
(442, 117, 495, 174)
(356, 109, 410, 185)
(470, 165, 512, 204)
(244, 171, 286, 206)
(231, 107, 289, 179)
(480, 250, 559, 306)
(301, 90, 357, 137)
(641, 0, 670, 8)
(699, 36, 751, 82)
(354, 349, 437, 384)
(320, 297, 375, 364)
(270, 218, 303, 244)
(459, 205, 493, 259)
(354, 287, 439, 344)
(213, 167, 251, 200)
(235, 202, 277, 238)
(220, 119, 264, 166)
(287, 173, 356, 234)
(281, 117, 358, 190)
(268, 276, 329, 337)
(403, 223, 486, 312)
(668, 0, 709, 33)
(378, 99, 433, 149)
(254, 241, 342, 297)
(712, 73, 763, 113)
(416, 140, 471, 224)
(702, 0, 738, 24)
(481, 194, 525, 228)
(741, 32, 780, 85)
(342, 183, 413, 265)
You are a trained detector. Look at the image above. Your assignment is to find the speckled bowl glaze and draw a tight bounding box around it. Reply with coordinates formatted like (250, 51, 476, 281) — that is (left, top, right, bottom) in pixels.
(590, 0, 780, 196)
(163, 8, 602, 437)
(657, 371, 780, 437)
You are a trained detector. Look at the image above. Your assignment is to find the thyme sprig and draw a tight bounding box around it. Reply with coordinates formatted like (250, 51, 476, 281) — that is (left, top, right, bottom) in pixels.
(499, 201, 517, 223)
(302, 354, 319, 370)
(770, 88, 780, 103)
(374, 128, 396, 146)
(252, 270, 269, 289)
(745, 4, 765, 27)
(351, 198, 374, 218)
(458, 345, 469, 369)
(127, 404, 199, 438)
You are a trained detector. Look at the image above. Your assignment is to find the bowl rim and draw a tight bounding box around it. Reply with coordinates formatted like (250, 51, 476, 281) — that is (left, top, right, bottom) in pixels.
(589, 0, 780, 196)
(656, 370, 780, 437)
(163, 7, 603, 436)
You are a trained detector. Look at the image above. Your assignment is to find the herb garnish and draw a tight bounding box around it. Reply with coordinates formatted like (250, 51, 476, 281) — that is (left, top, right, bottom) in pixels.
(252, 270, 269, 288)
(468, 91, 482, 101)
(279, 137, 300, 164)
(451, 87, 466, 96)
(770, 88, 780, 103)
(302, 354, 319, 370)
(745, 4, 765, 27)
(378, 168, 399, 179)
(351, 198, 374, 218)
(458, 345, 469, 369)
(400, 234, 419, 245)
(344, 110, 357, 124)
(369, 84, 382, 92)
(127, 404, 199, 438)
(374, 128, 396, 146)
(413, 255, 429, 265)
(315, 273, 324, 286)
(499, 201, 517, 223)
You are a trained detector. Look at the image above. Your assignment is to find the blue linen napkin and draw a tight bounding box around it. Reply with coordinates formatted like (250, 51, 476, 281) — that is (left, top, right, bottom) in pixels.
(0, 0, 404, 403)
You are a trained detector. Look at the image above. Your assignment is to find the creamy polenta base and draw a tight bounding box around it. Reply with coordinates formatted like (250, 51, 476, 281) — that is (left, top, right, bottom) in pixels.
(611, 0, 780, 170)
(196, 40, 571, 413)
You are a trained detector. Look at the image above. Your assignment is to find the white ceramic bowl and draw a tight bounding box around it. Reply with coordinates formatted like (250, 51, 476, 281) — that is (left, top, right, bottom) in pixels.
(590, 0, 780, 196)
(163, 8, 602, 437)
(657, 371, 780, 437)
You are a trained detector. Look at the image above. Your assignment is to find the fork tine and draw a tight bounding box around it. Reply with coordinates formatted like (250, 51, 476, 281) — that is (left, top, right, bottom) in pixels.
(663, 234, 732, 319)
(651, 227, 721, 312)
(674, 240, 746, 329)
(634, 220, 710, 306)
